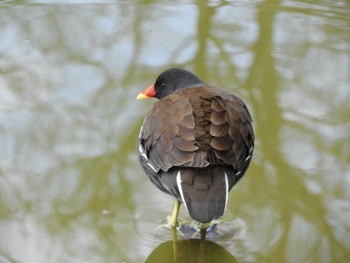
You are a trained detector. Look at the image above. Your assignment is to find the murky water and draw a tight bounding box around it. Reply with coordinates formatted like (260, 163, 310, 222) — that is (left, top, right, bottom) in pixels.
(0, 0, 349, 262)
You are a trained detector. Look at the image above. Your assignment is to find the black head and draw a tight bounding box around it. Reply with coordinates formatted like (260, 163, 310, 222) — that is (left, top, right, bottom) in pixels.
(153, 68, 206, 99)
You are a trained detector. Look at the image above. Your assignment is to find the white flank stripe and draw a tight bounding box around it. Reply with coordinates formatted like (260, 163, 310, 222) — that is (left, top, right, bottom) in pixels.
(138, 125, 143, 139)
(176, 171, 189, 212)
(146, 161, 157, 173)
(224, 172, 229, 212)
(138, 144, 157, 173)
(138, 144, 147, 159)
(162, 183, 170, 191)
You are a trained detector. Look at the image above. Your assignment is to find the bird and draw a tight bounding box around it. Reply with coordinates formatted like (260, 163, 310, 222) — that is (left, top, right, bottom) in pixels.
(136, 68, 254, 228)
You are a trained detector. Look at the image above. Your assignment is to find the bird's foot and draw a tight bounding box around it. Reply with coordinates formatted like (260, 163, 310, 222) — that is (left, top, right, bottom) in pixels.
(176, 219, 221, 239)
(194, 220, 220, 231)
(154, 218, 222, 240)
(154, 216, 187, 236)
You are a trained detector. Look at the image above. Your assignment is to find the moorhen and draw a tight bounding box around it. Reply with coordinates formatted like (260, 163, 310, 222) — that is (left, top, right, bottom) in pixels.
(137, 68, 254, 227)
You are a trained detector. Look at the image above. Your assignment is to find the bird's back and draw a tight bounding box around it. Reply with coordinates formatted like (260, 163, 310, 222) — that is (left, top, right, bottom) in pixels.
(138, 85, 254, 223)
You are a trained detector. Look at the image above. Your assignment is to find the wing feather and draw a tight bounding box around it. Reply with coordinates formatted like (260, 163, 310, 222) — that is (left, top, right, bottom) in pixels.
(138, 86, 254, 174)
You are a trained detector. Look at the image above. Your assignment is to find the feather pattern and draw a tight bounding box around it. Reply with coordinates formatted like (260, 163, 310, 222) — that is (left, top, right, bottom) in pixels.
(138, 71, 254, 223)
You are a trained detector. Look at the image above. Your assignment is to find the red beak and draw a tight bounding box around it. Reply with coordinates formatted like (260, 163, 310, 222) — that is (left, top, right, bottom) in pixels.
(136, 84, 156, 100)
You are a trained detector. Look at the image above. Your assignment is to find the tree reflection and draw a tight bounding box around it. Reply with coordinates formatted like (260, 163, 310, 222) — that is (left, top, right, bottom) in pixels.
(241, 0, 350, 262)
(0, 0, 349, 262)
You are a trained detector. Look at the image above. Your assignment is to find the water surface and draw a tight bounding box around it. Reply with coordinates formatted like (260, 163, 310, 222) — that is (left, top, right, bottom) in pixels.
(0, 0, 349, 262)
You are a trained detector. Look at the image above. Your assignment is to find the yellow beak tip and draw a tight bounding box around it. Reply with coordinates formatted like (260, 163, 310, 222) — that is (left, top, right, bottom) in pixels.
(136, 93, 150, 100)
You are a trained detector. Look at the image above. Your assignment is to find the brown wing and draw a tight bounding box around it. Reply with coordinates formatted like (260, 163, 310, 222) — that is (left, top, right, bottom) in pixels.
(207, 87, 255, 174)
(139, 91, 203, 172)
(139, 86, 254, 173)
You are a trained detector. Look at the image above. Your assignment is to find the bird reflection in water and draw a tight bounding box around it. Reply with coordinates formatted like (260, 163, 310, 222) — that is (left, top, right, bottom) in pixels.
(145, 225, 237, 263)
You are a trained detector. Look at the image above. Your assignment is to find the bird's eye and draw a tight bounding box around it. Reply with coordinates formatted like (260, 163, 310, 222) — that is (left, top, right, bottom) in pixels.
(161, 83, 165, 88)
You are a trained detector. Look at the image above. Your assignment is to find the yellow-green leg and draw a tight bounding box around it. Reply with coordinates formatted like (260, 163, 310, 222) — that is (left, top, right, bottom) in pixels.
(199, 223, 210, 230)
(200, 223, 208, 241)
(169, 200, 181, 227)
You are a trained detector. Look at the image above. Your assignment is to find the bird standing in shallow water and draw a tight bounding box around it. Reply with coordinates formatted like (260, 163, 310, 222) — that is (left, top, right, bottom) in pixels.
(137, 68, 254, 229)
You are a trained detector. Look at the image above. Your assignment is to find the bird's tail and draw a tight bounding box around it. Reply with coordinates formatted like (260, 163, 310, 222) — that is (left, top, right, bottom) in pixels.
(176, 166, 229, 223)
